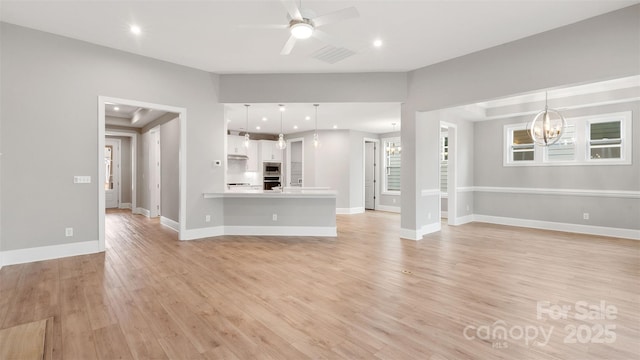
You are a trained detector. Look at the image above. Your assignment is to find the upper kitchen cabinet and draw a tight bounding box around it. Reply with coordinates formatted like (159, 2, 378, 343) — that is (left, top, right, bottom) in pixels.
(228, 135, 248, 156)
(259, 140, 283, 162)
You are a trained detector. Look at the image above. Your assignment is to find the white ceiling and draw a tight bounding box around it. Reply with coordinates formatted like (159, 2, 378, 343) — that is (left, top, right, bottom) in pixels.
(1, 1, 635, 74)
(105, 102, 170, 128)
(226, 102, 400, 134)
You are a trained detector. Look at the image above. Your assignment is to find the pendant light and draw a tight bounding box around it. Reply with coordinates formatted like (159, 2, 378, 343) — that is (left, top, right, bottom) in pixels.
(529, 92, 566, 146)
(243, 104, 250, 148)
(387, 123, 401, 155)
(313, 104, 319, 148)
(276, 104, 287, 150)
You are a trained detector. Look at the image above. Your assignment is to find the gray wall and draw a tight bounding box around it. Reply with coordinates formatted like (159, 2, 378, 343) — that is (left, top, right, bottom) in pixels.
(474, 101, 640, 230)
(160, 117, 180, 222)
(401, 5, 640, 235)
(1, 23, 225, 251)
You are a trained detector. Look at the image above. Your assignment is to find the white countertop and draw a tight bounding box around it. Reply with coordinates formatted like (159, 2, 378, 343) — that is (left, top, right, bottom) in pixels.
(204, 188, 337, 199)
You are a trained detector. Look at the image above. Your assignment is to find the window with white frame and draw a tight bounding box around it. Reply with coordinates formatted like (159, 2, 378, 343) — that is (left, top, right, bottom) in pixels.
(440, 132, 448, 193)
(382, 137, 401, 193)
(504, 111, 632, 166)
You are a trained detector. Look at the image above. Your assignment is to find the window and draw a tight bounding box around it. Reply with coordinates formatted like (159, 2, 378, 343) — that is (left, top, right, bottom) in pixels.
(382, 137, 401, 193)
(588, 120, 622, 160)
(505, 125, 535, 164)
(546, 124, 576, 162)
(504, 111, 631, 166)
(440, 132, 448, 193)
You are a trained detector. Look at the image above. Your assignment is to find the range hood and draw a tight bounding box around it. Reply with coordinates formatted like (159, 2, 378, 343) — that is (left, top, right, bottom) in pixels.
(228, 154, 249, 160)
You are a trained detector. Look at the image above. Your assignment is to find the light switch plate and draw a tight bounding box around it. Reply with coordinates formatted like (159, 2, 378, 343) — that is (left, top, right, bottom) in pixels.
(74, 176, 91, 184)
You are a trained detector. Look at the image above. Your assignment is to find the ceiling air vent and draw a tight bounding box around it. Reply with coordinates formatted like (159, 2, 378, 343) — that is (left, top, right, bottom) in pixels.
(311, 46, 356, 64)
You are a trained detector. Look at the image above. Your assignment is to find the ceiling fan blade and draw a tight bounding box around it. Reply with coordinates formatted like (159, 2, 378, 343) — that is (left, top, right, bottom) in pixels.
(312, 29, 347, 48)
(312, 7, 359, 27)
(238, 24, 288, 29)
(280, 0, 302, 20)
(280, 35, 297, 55)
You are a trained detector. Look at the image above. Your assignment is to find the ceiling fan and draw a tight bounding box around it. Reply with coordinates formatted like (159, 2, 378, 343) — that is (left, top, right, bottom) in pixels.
(251, 0, 360, 55)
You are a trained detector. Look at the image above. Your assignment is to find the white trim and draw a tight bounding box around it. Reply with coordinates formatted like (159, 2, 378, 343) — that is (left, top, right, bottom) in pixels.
(180, 225, 336, 240)
(1, 240, 101, 266)
(454, 214, 474, 226)
(376, 205, 400, 213)
(473, 186, 640, 199)
(473, 215, 640, 241)
(118, 203, 132, 209)
(400, 222, 441, 241)
(104, 137, 122, 208)
(457, 186, 474, 193)
(181, 226, 225, 240)
(160, 217, 179, 232)
(400, 228, 422, 241)
(421, 189, 441, 197)
(336, 207, 365, 215)
(134, 207, 151, 217)
(100, 96, 187, 247)
(224, 226, 336, 237)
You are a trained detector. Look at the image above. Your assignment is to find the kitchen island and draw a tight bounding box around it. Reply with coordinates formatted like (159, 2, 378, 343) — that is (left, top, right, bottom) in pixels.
(198, 188, 337, 238)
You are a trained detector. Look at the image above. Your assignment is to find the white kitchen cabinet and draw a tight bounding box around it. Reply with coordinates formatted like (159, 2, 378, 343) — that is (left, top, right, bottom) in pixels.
(246, 140, 258, 172)
(227, 135, 247, 156)
(259, 140, 283, 162)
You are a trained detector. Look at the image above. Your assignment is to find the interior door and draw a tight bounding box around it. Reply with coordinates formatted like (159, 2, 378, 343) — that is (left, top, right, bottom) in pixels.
(364, 141, 375, 210)
(105, 138, 120, 208)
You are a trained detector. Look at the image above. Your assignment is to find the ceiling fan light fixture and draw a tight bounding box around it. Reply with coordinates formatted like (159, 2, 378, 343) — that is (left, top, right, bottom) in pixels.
(290, 21, 314, 39)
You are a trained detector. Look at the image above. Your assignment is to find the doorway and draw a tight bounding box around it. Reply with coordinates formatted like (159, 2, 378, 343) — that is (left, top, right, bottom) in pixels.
(286, 138, 304, 187)
(104, 138, 121, 209)
(440, 122, 457, 225)
(363, 138, 379, 210)
(98, 96, 187, 251)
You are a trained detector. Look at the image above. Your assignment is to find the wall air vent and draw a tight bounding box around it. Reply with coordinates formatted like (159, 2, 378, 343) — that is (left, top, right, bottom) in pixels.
(311, 46, 356, 64)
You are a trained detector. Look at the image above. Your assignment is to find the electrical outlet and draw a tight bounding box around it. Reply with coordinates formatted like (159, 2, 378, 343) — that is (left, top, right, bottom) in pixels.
(428, 212, 432, 220)
(205, 215, 211, 222)
(466, 205, 470, 212)
(65, 227, 73, 237)
(392, 198, 396, 204)
(272, 214, 277, 221)
(583, 213, 590, 220)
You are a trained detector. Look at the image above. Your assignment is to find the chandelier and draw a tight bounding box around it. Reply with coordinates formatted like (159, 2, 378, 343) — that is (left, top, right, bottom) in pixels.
(529, 92, 566, 146)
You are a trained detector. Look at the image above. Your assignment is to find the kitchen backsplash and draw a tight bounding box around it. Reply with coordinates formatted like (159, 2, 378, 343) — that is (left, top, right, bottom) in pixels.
(227, 159, 261, 185)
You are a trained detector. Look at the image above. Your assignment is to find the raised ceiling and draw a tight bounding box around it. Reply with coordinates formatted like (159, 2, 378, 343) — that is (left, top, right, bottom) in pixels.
(0, 1, 635, 74)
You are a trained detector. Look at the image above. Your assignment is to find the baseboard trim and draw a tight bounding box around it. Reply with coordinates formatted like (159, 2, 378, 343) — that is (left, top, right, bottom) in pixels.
(180, 225, 337, 240)
(376, 205, 400, 213)
(225, 226, 337, 237)
(133, 207, 150, 217)
(118, 202, 132, 209)
(160, 216, 179, 232)
(400, 222, 441, 241)
(336, 207, 365, 215)
(453, 214, 474, 226)
(473, 215, 640, 240)
(1, 240, 101, 266)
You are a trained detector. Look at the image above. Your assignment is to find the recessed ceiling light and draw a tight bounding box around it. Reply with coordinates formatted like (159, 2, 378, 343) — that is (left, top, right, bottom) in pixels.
(256, 126, 261, 130)
(373, 39, 383, 48)
(293, 125, 298, 129)
(130, 25, 142, 35)
(305, 116, 311, 120)
(113, 106, 120, 111)
(262, 117, 268, 121)
(333, 125, 338, 129)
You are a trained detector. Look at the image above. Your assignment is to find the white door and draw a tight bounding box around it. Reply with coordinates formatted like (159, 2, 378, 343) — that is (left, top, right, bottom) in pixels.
(286, 139, 304, 187)
(105, 138, 121, 208)
(149, 128, 161, 217)
(364, 141, 376, 210)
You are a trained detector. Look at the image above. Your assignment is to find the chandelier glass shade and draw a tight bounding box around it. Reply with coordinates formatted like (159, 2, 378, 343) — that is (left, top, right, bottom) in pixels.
(528, 93, 566, 146)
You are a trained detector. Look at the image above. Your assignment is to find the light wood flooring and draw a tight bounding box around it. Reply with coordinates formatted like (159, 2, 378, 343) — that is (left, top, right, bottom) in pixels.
(0, 209, 638, 359)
